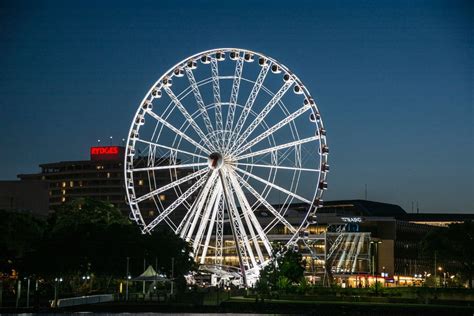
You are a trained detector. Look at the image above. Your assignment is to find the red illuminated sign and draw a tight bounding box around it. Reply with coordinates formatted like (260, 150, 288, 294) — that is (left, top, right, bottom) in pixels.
(90, 146, 123, 161)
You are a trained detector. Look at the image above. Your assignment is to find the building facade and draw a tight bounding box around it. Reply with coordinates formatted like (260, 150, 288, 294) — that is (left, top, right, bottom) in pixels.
(17, 146, 191, 217)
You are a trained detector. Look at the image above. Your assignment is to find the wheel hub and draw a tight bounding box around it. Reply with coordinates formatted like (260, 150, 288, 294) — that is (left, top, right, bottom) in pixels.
(208, 152, 224, 170)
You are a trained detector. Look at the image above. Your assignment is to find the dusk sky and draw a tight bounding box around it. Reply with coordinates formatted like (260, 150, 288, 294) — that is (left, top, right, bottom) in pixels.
(0, 0, 472, 213)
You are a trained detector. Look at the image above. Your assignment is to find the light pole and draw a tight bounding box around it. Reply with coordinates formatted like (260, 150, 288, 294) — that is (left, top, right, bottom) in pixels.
(126, 257, 130, 301)
(370, 242, 382, 272)
(26, 277, 30, 308)
(437, 266, 442, 288)
(53, 277, 63, 308)
(370, 240, 382, 294)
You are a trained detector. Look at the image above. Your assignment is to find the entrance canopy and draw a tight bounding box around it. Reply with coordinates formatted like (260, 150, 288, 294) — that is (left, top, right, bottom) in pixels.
(132, 265, 170, 282)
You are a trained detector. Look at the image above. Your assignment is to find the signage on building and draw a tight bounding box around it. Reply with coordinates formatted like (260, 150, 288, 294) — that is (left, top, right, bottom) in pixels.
(90, 146, 124, 161)
(341, 217, 363, 223)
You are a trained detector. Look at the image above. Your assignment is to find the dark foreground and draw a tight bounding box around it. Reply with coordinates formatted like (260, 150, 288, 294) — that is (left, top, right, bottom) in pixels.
(3, 298, 474, 316)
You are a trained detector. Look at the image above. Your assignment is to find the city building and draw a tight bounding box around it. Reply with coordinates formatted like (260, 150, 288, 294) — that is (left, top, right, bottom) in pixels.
(17, 146, 191, 217)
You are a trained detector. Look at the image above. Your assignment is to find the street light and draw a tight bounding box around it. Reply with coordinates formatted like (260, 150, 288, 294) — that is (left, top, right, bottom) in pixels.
(126, 257, 130, 301)
(370, 240, 382, 295)
(370, 240, 382, 275)
(53, 277, 63, 308)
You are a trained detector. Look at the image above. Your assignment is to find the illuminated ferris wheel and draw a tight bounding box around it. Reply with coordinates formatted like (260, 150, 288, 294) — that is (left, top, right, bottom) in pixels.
(124, 48, 329, 286)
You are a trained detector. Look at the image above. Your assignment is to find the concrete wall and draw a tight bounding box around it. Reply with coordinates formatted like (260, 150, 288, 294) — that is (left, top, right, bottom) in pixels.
(378, 239, 395, 275)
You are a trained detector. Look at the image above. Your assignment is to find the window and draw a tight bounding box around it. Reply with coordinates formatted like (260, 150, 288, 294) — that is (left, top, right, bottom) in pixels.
(61, 197, 66, 203)
(61, 182, 66, 188)
(159, 194, 166, 201)
(138, 179, 144, 186)
(62, 190, 66, 195)
(79, 181, 83, 187)
(69, 181, 74, 187)
(107, 172, 111, 179)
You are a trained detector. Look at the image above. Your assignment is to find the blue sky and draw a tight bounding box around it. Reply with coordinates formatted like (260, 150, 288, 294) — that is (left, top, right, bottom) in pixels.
(0, 0, 472, 212)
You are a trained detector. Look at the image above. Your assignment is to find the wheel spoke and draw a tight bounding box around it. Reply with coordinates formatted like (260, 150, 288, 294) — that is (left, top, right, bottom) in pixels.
(193, 182, 222, 255)
(135, 138, 208, 159)
(230, 79, 294, 153)
(145, 171, 212, 232)
(133, 162, 207, 173)
(225, 57, 244, 134)
(228, 170, 273, 259)
(134, 168, 208, 203)
(183, 172, 219, 241)
(236, 135, 320, 160)
(185, 68, 219, 147)
(215, 196, 225, 265)
(229, 63, 270, 151)
(234, 166, 312, 204)
(211, 58, 224, 139)
(233, 172, 297, 234)
(175, 197, 199, 236)
(219, 170, 255, 274)
(200, 185, 223, 264)
(163, 86, 216, 152)
(237, 162, 319, 173)
(233, 103, 311, 157)
(147, 110, 211, 155)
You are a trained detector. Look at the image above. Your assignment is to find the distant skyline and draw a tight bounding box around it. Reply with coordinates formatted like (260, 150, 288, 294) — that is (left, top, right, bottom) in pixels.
(0, 0, 472, 213)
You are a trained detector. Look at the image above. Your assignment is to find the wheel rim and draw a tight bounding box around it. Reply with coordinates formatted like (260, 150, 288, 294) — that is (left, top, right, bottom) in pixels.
(124, 48, 329, 286)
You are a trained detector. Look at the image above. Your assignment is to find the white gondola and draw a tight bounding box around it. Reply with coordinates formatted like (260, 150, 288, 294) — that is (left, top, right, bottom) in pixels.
(187, 60, 197, 69)
(294, 85, 304, 94)
(244, 52, 254, 62)
(304, 97, 315, 105)
(151, 88, 162, 98)
(135, 116, 145, 125)
(312, 111, 321, 122)
(215, 52, 225, 61)
(230, 51, 239, 60)
(174, 67, 185, 77)
(319, 181, 328, 190)
(162, 77, 172, 87)
(321, 163, 330, 173)
(320, 145, 329, 154)
(141, 100, 153, 111)
(201, 55, 211, 64)
(271, 64, 281, 73)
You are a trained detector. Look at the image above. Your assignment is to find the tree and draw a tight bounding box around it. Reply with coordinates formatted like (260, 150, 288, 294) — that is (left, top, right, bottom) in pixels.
(52, 198, 129, 231)
(0, 210, 46, 274)
(256, 249, 306, 293)
(23, 198, 195, 294)
(422, 221, 474, 288)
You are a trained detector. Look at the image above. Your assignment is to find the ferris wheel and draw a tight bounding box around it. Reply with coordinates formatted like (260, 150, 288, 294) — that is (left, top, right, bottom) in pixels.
(124, 48, 328, 286)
